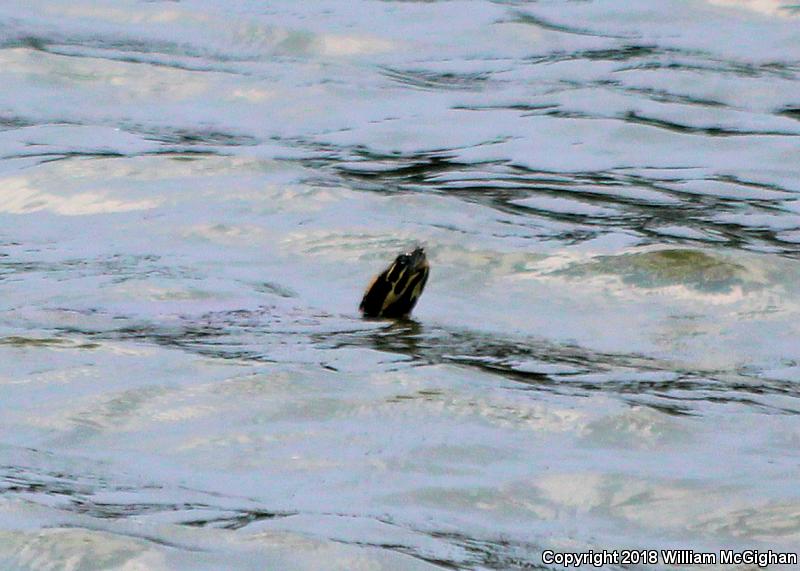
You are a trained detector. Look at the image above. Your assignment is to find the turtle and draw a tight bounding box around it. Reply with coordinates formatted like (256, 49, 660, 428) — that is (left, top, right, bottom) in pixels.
(360, 246, 429, 319)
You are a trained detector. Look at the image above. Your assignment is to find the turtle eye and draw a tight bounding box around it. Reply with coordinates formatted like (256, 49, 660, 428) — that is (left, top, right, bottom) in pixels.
(397, 255, 409, 265)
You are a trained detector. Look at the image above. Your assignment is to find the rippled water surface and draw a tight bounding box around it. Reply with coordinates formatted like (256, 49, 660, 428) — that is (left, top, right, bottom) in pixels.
(1, 1, 800, 569)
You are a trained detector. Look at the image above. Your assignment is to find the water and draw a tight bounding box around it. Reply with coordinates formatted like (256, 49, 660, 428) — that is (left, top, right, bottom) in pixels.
(1, 1, 799, 569)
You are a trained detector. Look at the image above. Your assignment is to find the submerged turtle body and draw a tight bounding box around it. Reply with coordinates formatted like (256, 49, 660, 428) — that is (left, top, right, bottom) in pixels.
(360, 247, 429, 319)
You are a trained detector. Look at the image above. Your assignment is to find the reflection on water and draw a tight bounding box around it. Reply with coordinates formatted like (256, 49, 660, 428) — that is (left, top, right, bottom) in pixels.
(555, 249, 749, 292)
(1, 0, 799, 569)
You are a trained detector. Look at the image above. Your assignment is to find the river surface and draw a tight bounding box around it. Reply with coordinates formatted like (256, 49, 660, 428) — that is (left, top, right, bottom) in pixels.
(1, 1, 799, 570)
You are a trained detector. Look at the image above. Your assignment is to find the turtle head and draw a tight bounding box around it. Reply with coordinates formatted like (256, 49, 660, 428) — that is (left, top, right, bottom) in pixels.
(394, 247, 428, 274)
(360, 246, 430, 319)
